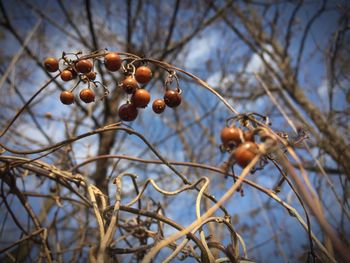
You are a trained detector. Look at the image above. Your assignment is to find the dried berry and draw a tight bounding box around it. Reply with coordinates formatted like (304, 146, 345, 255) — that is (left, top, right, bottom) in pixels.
(243, 130, 255, 142)
(132, 89, 151, 108)
(60, 70, 74, 81)
(152, 99, 166, 114)
(135, 66, 152, 84)
(164, 90, 181, 108)
(104, 52, 122, 71)
(44, 57, 59, 72)
(220, 127, 242, 148)
(60, 91, 74, 105)
(70, 69, 78, 79)
(49, 186, 57, 193)
(234, 142, 258, 168)
(86, 71, 97, 80)
(79, 88, 95, 103)
(76, 59, 93, 73)
(118, 103, 138, 121)
(122, 77, 139, 94)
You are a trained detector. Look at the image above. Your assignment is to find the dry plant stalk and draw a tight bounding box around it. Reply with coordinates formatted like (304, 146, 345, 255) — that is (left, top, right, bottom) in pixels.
(0, 48, 347, 263)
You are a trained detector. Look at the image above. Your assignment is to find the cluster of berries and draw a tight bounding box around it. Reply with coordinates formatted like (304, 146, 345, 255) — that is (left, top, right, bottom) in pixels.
(220, 126, 258, 168)
(43, 51, 182, 122)
(117, 64, 182, 121)
(44, 56, 97, 104)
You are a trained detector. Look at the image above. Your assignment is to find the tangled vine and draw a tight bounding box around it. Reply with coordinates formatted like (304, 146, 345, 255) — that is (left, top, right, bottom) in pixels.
(0, 50, 347, 263)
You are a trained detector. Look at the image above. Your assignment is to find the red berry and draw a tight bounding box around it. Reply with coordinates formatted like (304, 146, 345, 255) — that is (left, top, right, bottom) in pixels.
(234, 142, 258, 168)
(164, 90, 181, 108)
(152, 99, 166, 114)
(79, 88, 95, 103)
(104, 52, 122, 71)
(118, 103, 138, 121)
(44, 57, 59, 72)
(76, 59, 93, 73)
(135, 66, 152, 84)
(86, 71, 97, 80)
(60, 70, 74, 81)
(220, 127, 242, 148)
(243, 130, 255, 142)
(122, 77, 139, 94)
(60, 91, 74, 105)
(132, 89, 151, 108)
(70, 69, 78, 79)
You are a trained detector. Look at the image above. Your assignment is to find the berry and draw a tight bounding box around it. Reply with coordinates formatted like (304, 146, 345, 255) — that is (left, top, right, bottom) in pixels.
(86, 71, 97, 80)
(164, 90, 181, 108)
(243, 130, 255, 142)
(104, 52, 122, 71)
(49, 186, 57, 193)
(132, 89, 151, 108)
(79, 88, 95, 103)
(44, 57, 59, 72)
(44, 112, 52, 119)
(70, 69, 78, 79)
(234, 142, 258, 168)
(220, 127, 242, 148)
(118, 103, 138, 121)
(152, 99, 166, 114)
(76, 59, 93, 73)
(60, 91, 74, 105)
(60, 70, 74, 81)
(135, 66, 152, 84)
(122, 77, 139, 94)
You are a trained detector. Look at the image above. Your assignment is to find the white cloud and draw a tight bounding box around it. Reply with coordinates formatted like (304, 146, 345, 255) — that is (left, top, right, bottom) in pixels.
(246, 53, 262, 73)
(316, 79, 329, 109)
(245, 44, 277, 73)
(16, 120, 64, 145)
(206, 71, 222, 87)
(206, 71, 236, 91)
(185, 31, 220, 68)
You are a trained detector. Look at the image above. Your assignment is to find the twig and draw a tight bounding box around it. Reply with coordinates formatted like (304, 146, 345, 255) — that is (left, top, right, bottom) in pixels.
(0, 228, 44, 254)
